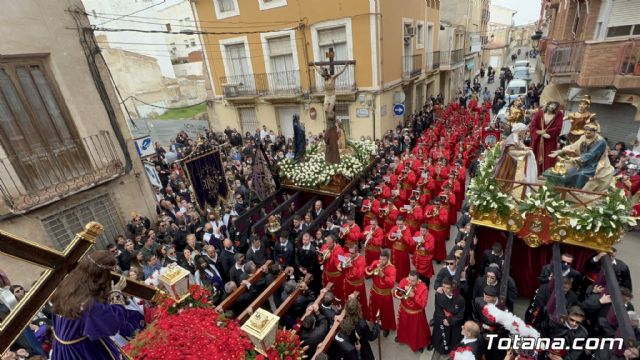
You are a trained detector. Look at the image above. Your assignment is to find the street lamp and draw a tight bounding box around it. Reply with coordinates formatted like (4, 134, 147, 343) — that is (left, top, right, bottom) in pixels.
(530, 30, 543, 51)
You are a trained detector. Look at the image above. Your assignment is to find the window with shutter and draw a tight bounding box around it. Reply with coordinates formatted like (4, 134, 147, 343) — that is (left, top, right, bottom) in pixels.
(42, 194, 122, 250)
(217, 0, 235, 12)
(238, 107, 259, 134)
(214, 0, 239, 19)
(606, 0, 640, 38)
(316, 26, 352, 91)
(0, 58, 88, 191)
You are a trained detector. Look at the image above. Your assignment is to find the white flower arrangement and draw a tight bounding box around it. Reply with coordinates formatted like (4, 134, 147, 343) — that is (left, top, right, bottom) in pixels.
(518, 185, 570, 220)
(569, 187, 637, 236)
(279, 140, 374, 188)
(466, 145, 516, 217)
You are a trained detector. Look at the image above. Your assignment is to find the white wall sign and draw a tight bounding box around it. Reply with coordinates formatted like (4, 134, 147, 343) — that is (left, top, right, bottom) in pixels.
(356, 108, 370, 118)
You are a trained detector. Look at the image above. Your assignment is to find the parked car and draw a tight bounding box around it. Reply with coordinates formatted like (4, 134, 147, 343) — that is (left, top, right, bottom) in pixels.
(505, 79, 528, 104)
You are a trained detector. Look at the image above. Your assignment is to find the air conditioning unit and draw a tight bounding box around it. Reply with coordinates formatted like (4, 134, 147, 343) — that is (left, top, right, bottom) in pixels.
(222, 83, 239, 97)
(405, 26, 416, 38)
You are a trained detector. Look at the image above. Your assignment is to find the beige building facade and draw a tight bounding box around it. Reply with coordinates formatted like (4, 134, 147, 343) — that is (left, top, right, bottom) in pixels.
(194, 0, 441, 140)
(439, 0, 489, 100)
(0, 0, 156, 286)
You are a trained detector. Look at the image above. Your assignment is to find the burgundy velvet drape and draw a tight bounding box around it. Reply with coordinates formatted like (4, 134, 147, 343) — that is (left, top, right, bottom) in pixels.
(474, 227, 597, 297)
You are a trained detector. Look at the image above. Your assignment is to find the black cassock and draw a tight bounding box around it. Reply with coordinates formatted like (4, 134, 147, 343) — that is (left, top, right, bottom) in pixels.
(293, 119, 306, 160)
(350, 318, 380, 360)
(432, 292, 465, 356)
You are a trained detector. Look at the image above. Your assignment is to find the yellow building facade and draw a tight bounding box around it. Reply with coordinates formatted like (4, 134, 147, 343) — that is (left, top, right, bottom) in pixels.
(193, 0, 440, 140)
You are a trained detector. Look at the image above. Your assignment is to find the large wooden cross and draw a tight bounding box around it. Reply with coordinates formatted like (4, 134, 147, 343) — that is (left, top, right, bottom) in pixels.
(308, 48, 355, 75)
(0, 222, 159, 353)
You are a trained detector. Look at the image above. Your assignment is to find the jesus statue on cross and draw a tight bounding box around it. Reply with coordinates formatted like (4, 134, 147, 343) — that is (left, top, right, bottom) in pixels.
(309, 48, 355, 120)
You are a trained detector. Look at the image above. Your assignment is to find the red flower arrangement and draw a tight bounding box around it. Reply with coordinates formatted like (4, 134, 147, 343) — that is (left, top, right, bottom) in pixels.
(123, 285, 305, 360)
(122, 306, 253, 359)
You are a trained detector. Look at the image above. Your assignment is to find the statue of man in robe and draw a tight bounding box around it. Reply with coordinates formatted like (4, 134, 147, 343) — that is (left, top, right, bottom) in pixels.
(529, 101, 563, 174)
(325, 119, 341, 165)
(313, 65, 348, 120)
(549, 122, 614, 192)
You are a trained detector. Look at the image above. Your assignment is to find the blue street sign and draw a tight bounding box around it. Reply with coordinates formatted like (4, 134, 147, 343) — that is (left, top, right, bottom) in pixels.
(393, 103, 405, 116)
(134, 136, 155, 158)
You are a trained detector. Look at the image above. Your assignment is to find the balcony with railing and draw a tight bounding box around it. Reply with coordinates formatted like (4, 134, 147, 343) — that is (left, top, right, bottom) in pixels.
(402, 54, 423, 79)
(431, 51, 441, 69)
(220, 70, 302, 98)
(309, 63, 357, 94)
(546, 39, 640, 90)
(439, 49, 465, 68)
(547, 41, 584, 75)
(0, 131, 124, 212)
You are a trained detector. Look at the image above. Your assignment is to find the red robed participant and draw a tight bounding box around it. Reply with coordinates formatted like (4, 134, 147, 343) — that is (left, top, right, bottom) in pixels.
(383, 169, 398, 189)
(378, 199, 398, 238)
(339, 215, 361, 251)
(319, 235, 345, 302)
(442, 184, 457, 226)
(362, 218, 384, 265)
(433, 158, 450, 194)
(366, 250, 396, 335)
(401, 197, 423, 234)
(412, 224, 435, 285)
(340, 244, 369, 319)
(360, 194, 380, 228)
(388, 216, 413, 282)
(425, 198, 449, 262)
(451, 172, 464, 211)
(394, 271, 431, 352)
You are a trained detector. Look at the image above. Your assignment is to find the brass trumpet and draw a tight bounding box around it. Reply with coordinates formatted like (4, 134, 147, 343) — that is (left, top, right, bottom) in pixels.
(338, 224, 353, 239)
(371, 262, 386, 276)
(388, 230, 402, 241)
(317, 248, 330, 262)
(394, 284, 414, 300)
(379, 207, 389, 216)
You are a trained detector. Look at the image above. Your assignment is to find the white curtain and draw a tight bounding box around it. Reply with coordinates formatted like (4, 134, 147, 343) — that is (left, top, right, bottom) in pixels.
(317, 26, 352, 91)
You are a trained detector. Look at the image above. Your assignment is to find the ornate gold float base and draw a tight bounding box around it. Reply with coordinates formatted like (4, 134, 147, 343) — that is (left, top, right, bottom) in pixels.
(472, 208, 623, 252)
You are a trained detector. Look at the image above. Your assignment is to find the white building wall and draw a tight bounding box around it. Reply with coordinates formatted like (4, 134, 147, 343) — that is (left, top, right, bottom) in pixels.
(156, 1, 202, 61)
(82, 0, 177, 78)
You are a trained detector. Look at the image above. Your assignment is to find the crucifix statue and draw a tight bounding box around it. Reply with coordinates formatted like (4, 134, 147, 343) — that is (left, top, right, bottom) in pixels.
(309, 48, 355, 164)
(0, 222, 159, 354)
(309, 48, 356, 121)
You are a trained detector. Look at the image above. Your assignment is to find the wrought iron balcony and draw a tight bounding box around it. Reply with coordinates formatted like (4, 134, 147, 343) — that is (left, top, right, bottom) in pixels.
(220, 70, 302, 97)
(617, 39, 640, 76)
(402, 54, 423, 78)
(547, 41, 584, 74)
(0, 131, 124, 212)
(431, 51, 441, 69)
(439, 49, 465, 67)
(309, 63, 356, 93)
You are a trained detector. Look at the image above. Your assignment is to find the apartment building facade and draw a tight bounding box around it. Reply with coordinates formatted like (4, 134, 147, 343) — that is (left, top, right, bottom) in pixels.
(538, 0, 640, 144)
(439, 0, 489, 102)
(0, 0, 156, 286)
(193, 0, 440, 140)
(484, 4, 517, 69)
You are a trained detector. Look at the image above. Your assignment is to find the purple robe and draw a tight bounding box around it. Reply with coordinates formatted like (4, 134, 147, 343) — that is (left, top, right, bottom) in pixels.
(52, 301, 144, 360)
